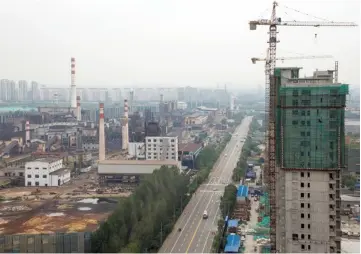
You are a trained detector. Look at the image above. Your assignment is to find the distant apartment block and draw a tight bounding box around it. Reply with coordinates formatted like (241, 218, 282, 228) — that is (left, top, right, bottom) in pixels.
(145, 136, 178, 161)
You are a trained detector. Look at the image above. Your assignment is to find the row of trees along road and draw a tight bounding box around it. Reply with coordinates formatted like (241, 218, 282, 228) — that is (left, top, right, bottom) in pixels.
(212, 117, 263, 252)
(232, 118, 262, 182)
(91, 133, 231, 253)
(211, 184, 237, 252)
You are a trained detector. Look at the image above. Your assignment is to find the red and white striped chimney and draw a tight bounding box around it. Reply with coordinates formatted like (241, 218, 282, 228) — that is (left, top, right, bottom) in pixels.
(70, 57, 77, 108)
(99, 103, 105, 161)
(25, 120, 30, 145)
(122, 99, 129, 150)
(76, 96, 81, 121)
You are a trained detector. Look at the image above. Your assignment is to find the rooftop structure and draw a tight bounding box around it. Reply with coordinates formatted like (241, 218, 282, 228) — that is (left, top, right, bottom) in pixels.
(237, 185, 249, 198)
(224, 234, 241, 253)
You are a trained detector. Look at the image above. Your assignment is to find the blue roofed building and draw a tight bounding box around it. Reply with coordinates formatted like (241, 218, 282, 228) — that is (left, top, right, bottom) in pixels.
(224, 234, 241, 253)
(227, 219, 239, 233)
(236, 185, 248, 202)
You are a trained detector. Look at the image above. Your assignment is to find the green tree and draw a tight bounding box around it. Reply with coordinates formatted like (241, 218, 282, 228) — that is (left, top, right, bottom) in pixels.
(220, 184, 237, 218)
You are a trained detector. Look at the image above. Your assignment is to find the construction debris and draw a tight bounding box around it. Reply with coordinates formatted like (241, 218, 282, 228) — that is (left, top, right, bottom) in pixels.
(0, 205, 31, 212)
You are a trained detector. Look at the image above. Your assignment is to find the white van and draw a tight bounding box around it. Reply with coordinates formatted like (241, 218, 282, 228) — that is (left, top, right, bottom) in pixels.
(203, 210, 208, 219)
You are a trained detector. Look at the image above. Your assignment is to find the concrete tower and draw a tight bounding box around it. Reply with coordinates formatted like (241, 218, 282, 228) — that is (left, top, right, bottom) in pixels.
(129, 89, 134, 114)
(70, 57, 77, 108)
(25, 120, 30, 146)
(76, 96, 81, 121)
(98, 103, 105, 161)
(122, 99, 129, 150)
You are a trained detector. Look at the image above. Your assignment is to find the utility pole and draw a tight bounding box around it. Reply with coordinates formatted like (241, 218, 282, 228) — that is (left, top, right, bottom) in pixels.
(160, 222, 163, 245)
(180, 195, 183, 212)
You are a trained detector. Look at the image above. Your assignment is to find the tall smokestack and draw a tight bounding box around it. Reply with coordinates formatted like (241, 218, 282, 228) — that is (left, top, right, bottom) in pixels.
(122, 99, 129, 150)
(76, 96, 81, 121)
(25, 120, 30, 146)
(129, 89, 134, 115)
(99, 103, 105, 161)
(70, 57, 77, 108)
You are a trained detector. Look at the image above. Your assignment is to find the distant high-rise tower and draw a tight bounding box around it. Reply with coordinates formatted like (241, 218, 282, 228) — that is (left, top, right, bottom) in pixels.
(31, 81, 40, 101)
(18, 80, 28, 101)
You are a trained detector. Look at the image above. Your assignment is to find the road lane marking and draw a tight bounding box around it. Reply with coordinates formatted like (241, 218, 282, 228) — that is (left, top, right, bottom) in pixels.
(202, 205, 220, 253)
(170, 196, 210, 252)
(167, 117, 253, 253)
(185, 193, 215, 253)
(185, 218, 202, 253)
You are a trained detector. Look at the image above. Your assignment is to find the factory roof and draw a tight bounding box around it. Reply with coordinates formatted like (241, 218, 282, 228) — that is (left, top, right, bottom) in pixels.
(49, 168, 70, 176)
(237, 185, 249, 198)
(98, 160, 179, 166)
(33, 157, 63, 163)
(224, 234, 241, 253)
(178, 143, 203, 153)
(227, 219, 239, 228)
(341, 195, 360, 202)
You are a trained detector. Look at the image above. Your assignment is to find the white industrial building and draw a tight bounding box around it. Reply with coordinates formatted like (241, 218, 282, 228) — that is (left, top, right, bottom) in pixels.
(145, 136, 178, 161)
(98, 160, 181, 175)
(128, 142, 145, 159)
(25, 158, 71, 187)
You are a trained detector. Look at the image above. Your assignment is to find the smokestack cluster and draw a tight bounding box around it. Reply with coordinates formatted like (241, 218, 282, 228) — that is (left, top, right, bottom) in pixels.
(70, 57, 77, 108)
(76, 96, 81, 121)
(25, 120, 30, 146)
(122, 99, 129, 150)
(99, 103, 105, 161)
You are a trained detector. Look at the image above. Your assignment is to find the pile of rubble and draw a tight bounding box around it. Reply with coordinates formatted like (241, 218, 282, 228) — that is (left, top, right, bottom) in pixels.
(0, 205, 32, 212)
(233, 198, 251, 221)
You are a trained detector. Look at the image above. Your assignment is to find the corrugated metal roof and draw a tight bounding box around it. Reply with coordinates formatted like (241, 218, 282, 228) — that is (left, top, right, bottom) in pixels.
(178, 143, 203, 153)
(224, 234, 241, 253)
(237, 185, 248, 197)
(227, 219, 238, 228)
(98, 160, 179, 166)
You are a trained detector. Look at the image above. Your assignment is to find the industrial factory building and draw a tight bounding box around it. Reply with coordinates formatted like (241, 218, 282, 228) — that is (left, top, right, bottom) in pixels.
(145, 136, 178, 160)
(97, 160, 180, 185)
(25, 158, 70, 187)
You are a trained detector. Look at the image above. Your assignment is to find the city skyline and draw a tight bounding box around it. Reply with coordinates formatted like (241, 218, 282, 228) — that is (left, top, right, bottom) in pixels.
(0, 0, 359, 88)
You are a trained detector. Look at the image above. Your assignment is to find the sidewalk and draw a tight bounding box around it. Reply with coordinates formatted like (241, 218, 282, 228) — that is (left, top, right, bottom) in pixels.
(243, 198, 259, 253)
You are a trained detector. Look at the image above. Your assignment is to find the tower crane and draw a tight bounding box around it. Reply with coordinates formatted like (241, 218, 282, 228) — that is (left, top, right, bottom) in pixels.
(251, 54, 333, 64)
(252, 54, 334, 88)
(249, 2, 357, 252)
(249, 1, 357, 98)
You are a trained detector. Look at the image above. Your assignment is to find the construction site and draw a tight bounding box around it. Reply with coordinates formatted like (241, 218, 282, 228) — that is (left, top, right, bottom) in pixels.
(249, 1, 358, 253)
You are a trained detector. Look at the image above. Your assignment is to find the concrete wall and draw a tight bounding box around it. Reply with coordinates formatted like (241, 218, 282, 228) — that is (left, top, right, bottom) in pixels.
(50, 170, 71, 186)
(0, 232, 91, 253)
(283, 171, 333, 253)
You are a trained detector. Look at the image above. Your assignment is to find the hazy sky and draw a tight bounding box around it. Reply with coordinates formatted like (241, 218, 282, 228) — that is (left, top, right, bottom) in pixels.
(0, 0, 359, 89)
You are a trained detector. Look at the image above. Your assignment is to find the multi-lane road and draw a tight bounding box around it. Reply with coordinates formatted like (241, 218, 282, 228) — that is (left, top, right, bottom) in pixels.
(159, 116, 253, 253)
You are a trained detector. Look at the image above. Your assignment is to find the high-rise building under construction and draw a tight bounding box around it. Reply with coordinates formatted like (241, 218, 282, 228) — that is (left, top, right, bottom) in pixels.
(272, 67, 348, 253)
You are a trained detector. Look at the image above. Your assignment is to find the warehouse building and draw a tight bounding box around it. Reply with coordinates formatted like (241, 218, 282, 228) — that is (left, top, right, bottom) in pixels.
(24, 158, 70, 187)
(97, 160, 181, 185)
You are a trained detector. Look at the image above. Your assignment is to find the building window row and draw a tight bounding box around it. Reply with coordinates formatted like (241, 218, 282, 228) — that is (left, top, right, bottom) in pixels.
(27, 174, 47, 178)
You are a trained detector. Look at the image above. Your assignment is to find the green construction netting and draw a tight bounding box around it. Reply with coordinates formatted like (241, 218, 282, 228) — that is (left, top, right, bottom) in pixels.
(253, 234, 269, 241)
(262, 246, 271, 253)
(276, 84, 348, 169)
